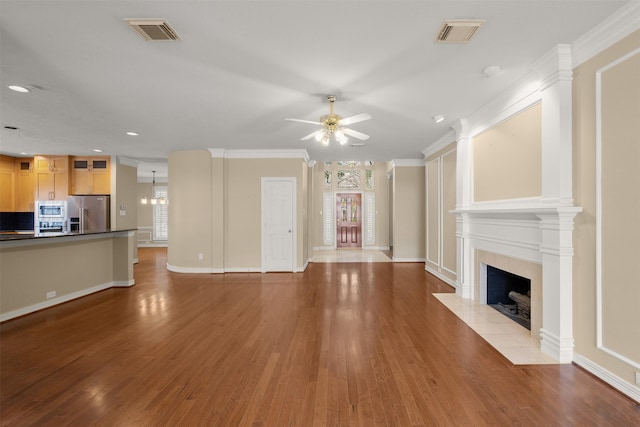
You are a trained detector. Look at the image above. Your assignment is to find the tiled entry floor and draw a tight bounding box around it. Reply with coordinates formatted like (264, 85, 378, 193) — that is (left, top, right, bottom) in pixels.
(434, 293, 559, 365)
(312, 249, 392, 263)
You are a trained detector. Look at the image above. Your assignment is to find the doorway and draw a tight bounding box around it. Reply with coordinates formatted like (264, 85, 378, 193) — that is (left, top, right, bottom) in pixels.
(262, 177, 296, 271)
(336, 193, 362, 248)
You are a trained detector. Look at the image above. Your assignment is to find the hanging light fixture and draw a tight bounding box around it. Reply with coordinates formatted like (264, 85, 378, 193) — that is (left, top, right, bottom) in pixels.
(141, 171, 166, 205)
(286, 95, 371, 147)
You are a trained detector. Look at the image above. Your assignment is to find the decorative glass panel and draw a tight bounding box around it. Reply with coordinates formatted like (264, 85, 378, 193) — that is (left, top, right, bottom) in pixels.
(337, 170, 360, 189)
(336, 161, 360, 168)
(365, 169, 374, 189)
(324, 169, 332, 189)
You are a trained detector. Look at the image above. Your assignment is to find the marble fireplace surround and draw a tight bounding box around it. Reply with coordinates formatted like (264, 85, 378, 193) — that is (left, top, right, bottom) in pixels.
(453, 202, 582, 363)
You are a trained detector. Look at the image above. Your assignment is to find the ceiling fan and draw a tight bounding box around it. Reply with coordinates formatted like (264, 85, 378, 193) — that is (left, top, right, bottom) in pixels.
(286, 95, 371, 146)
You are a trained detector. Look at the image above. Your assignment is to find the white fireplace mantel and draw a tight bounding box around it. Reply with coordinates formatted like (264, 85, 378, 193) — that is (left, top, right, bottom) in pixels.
(452, 199, 582, 363)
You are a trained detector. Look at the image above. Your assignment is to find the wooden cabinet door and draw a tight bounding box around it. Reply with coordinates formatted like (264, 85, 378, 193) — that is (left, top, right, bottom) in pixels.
(15, 159, 34, 212)
(35, 156, 69, 200)
(71, 159, 91, 194)
(90, 159, 110, 194)
(0, 155, 15, 211)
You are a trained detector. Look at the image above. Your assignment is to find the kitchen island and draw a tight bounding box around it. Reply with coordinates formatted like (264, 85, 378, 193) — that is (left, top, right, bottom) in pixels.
(0, 229, 136, 322)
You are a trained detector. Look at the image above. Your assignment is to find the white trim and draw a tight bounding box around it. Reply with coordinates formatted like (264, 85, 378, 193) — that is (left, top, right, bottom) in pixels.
(573, 353, 640, 404)
(224, 267, 263, 273)
(466, 76, 542, 139)
(595, 48, 640, 367)
(425, 156, 441, 267)
(223, 149, 310, 164)
(425, 266, 457, 290)
(261, 177, 297, 273)
(166, 264, 225, 273)
(113, 279, 135, 287)
(392, 257, 425, 263)
(296, 259, 309, 273)
(572, 1, 640, 69)
(133, 257, 139, 264)
(115, 156, 140, 168)
(1, 281, 118, 322)
(391, 159, 425, 168)
(137, 242, 168, 248)
(540, 328, 574, 363)
(207, 148, 226, 158)
(422, 130, 456, 159)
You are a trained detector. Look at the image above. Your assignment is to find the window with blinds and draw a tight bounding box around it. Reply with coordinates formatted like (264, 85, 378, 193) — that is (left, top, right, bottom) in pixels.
(364, 192, 375, 245)
(153, 186, 168, 241)
(323, 192, 334, 246)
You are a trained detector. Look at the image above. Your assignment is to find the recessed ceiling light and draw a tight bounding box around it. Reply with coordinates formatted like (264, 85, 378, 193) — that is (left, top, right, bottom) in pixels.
(93, 149, 104, 153)
(126, 131, 139, 136)
(483, 65, 503, 77)
(8, 85, 30, 93)
(20, 152, 29, 155)
(432, 115, 445, 124)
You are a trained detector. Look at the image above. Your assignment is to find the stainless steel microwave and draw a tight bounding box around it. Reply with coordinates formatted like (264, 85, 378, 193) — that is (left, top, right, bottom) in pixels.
(36, 200, 66, 218)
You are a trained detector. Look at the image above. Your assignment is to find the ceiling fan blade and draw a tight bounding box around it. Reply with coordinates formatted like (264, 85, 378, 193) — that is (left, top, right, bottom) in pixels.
(343, 128, 370, 140)
(300, 131, 319, 141)
(285, 118, 322, 125)
(339, 113, 372, 126)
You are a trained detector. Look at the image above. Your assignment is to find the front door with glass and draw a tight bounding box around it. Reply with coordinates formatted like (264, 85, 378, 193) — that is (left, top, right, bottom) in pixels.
(336, 193, 361, 248)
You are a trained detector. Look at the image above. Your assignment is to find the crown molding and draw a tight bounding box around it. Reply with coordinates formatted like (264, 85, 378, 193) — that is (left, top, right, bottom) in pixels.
(572, 1, 640, 68)
(391, 159, 425, 168)
(422, 129, 456, 159)
(207, 148, 226, 158)
(223, 149, 310, 164)
(115, 156, 140, 167)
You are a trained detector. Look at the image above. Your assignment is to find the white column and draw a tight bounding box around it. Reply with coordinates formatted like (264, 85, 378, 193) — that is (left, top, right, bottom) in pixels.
(532, 44, 574, 207)
(531, 45, 582, 362)
(452, 119, 473, 298)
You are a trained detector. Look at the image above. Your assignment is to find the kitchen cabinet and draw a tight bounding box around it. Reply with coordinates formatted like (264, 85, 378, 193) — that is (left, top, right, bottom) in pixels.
(15, 158, 34, 212)
(34, 155, 70, 201)
(71, 156, 110, 195)
(0, 155, 15, 211)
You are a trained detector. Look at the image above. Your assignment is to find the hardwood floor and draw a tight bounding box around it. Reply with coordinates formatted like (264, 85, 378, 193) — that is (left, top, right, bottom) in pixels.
(1, 248, 638, 426)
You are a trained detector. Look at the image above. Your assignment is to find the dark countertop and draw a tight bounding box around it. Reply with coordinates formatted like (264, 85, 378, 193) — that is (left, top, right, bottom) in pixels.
(0, 229, 136, 242)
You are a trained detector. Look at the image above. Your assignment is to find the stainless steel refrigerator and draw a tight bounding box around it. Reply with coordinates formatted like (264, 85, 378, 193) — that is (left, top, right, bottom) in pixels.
(66, 195, 110, 233)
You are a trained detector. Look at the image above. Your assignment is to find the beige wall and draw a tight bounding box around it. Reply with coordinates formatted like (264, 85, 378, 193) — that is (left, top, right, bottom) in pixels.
(0, 232, 134, 319)
(167, 152, 307, 271)
(473, 103, 542, 202)
(392, 165, 425, 260)
(224, 158, 305, 270)
(573, 30, 640, 387)
(113, 163, 138, 230)
(168, 150, 215, 269)
(425, 142, 457, 281)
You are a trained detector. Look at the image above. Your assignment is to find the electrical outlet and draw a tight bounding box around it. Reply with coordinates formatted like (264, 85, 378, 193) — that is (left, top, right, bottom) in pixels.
(635, 371, 640, 385)
(198, 253, 203, 261)
(46, 291, 56, 299)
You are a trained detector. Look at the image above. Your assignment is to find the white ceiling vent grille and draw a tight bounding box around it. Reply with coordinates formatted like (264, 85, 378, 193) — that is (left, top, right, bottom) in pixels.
(436, 20, 484, 43)
(125, 19, 180, 41)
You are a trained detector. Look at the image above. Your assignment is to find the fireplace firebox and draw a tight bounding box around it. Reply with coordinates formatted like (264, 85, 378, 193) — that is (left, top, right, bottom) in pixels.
(486, 265, 531, 330)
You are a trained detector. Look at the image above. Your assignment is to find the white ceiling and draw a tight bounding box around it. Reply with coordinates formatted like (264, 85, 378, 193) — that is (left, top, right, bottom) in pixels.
(0, 0, 629, 177)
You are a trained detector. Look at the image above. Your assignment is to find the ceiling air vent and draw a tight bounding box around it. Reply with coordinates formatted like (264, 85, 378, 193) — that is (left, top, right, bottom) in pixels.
(125, 19, 180, 41)
(436, 20, 484, 43)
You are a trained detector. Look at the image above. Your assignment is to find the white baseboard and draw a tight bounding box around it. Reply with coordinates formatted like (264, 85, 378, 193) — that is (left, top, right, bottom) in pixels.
(113, 279, 135, 287)
(138, 242, 168, 248)
(224, 267, 263, 273)
(424, 266, 457, 289)
(296, 259, 309, 272)
(166, 263, 225, 273)
(392, 257, 425, 263)
(573, 353, 640, 403)
(1, 281, 115, 322)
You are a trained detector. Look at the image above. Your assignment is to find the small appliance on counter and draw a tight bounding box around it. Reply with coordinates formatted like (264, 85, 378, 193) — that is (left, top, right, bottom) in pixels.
(67, 195, 110, 233)
(35, 200, 67, 235)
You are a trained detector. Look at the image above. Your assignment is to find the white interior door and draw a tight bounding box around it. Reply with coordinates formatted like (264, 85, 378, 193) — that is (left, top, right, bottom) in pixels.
(262, 177, 296, 272)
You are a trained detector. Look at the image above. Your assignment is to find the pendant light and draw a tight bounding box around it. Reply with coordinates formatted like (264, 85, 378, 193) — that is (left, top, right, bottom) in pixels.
(141, 171, 166, 205)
